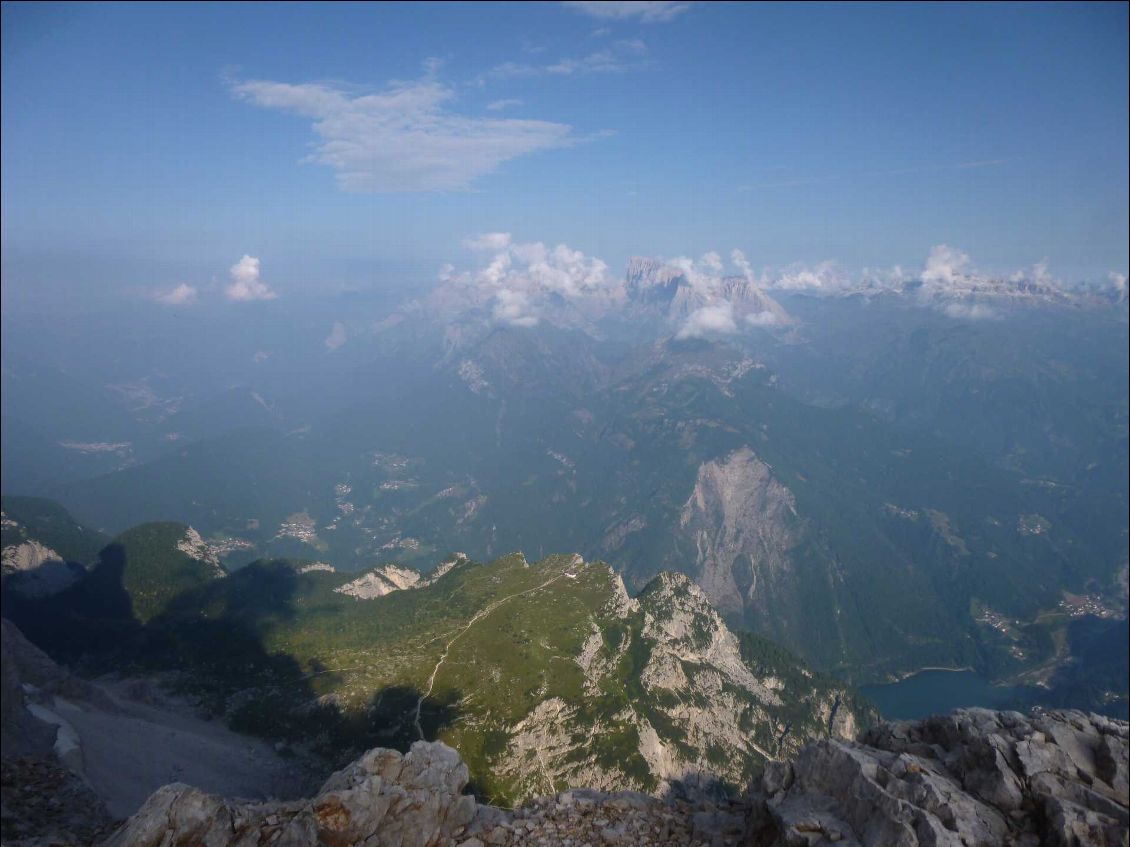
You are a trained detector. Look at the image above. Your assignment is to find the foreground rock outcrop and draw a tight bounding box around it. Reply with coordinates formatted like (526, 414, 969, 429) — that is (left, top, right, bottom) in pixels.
(103, 707, 1128, 847)
(751, 707, 1129, 847)
(1, 756, 115, 847)
(103, 739, 747, 847)
(103, 742, 476, 847)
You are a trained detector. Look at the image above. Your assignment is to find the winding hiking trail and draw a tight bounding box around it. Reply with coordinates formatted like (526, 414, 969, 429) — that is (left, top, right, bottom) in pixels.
(413, 567, 572, 740)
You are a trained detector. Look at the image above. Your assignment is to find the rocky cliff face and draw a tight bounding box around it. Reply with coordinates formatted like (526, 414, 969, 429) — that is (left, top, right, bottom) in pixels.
(623, 259, 790, 328)
(679, 448, 800, 626)
(336, 556, 467, 599)
(104, 742, 476, 847)
(668, 276, 789, 327)
(1, 618, 114, 846)
(336, 565, 423, 599)
(752, 707, 1129, 847)
(483, 566, 866, 804)
(624, 257, 682, 307)
(1, 511, 85, 599)
(103, 708, 1129, 847)
(1, 537, 81, 598)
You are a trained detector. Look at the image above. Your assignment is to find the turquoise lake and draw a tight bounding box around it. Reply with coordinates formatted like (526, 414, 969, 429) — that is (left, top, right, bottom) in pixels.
(861, 618, 1129, 721)
(861, 670, 1022, 720)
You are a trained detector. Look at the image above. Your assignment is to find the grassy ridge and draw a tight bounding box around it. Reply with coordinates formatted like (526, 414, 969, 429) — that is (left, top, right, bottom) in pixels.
(8, 528, 870, 804)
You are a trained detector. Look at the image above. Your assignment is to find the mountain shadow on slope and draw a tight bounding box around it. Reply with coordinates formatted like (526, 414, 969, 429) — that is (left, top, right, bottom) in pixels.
(4, 543, 464, 764)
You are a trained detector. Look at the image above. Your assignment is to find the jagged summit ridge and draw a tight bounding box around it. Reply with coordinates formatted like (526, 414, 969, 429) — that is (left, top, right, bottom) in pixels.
(638, 571, 782, 707)
(623, 256, 791, 328)
(754, 707, 1129, 846)
(104, 707, 1129, 847)
(475, 559, 865, 802)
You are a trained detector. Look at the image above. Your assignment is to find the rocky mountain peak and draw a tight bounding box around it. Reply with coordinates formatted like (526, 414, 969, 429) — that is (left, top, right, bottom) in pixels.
(624, 256, 676, 286)
(641, 572, 710, 618)
(679, 447, 799, 625)
(637, 570, 784, 711)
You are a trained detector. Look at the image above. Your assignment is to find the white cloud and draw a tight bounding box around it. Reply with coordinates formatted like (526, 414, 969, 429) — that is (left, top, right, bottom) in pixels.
(770, 260, 845, 290)
(1109, 271, 1127, 303)
(438, 262, 464, 284)
(920, 246, 1075, 302)
(730, 249, 755, 284)
(660, 251, 788, 335)
(226, 255, 277, 301)
(547, 40, 648, 75)
(252, 351, 270, 363)
(231, 73, 573, 192)
(921, 244, 972, 287)
(943, 303, 998, 320)
(324, 321, 348, 350)
(676, 303, 737, 339)
(1009, 259, 1058, 287)
(464, 232, 513, 251)
(858, 265, 910, 291)
(699, 251, 723, 274)
(154, 283, 198, 306)
(438, 233, 617, 327)
(562, 1, 692, 22)
(487, 39, 649, 79)
(1032, 259, 1055, 286)
(486, 98, 524, 111)
(745, 310, 780, 327)
(493, 288, 540, 327)
(661, 252, 732, 295)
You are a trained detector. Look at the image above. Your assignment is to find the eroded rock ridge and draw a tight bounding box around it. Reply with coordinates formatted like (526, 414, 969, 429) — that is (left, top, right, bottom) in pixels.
(103, 708, 1128, 847)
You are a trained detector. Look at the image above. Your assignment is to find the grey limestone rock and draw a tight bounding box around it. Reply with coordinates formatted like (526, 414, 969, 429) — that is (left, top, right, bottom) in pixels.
(749, 708, 1129, 847)
(65, 706, 1130, 847)
(103, 741, 476, 847)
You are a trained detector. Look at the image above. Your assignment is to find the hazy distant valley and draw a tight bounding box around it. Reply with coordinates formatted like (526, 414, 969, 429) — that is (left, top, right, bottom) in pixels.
(4, 259, 1127, 717)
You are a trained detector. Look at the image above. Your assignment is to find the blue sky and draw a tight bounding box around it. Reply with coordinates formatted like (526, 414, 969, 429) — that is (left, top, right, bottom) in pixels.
(2, 1, 1127, 307)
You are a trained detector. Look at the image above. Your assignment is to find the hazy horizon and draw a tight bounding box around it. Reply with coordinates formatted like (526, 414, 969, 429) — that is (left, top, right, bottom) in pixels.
(3, 1, 1128, 320)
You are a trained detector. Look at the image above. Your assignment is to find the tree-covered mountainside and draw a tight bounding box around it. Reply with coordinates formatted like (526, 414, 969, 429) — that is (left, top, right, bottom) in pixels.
(91, 522, 229, 623)
(6, 523, 873, 806)
(1, 495, 107, 566)
(1, 495, 108, 601)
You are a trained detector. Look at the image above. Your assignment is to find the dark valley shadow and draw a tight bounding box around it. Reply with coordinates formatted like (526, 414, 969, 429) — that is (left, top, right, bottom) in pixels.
(4, 550, 464, 768)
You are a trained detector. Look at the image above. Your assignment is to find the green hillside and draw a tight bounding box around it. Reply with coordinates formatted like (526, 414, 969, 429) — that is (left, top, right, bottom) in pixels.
(1, 495, 108, 565)
(92, 522, 228, 624)
(8, 537, 872, 805)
